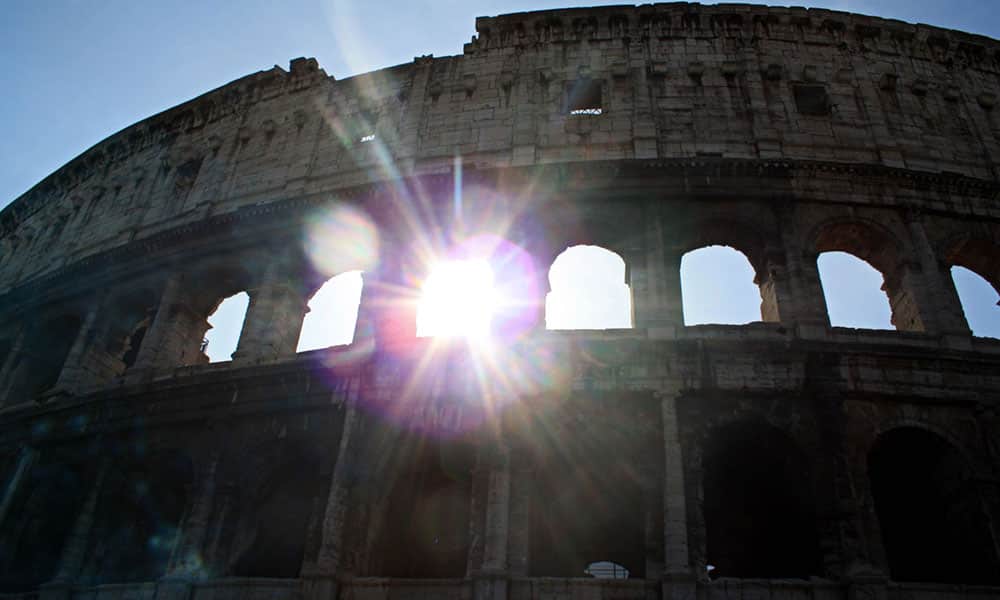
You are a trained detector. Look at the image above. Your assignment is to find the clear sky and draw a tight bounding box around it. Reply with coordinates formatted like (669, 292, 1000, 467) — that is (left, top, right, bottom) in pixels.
(2, 1, 998, 357)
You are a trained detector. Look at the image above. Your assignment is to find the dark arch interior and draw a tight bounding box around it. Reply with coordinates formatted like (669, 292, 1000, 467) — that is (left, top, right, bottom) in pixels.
(528, 400, 653, 579)
(703, 421, 821, 579)
(370, 439, 473, 578)
(7, 314, 82, 402)
(231, 460, 323, 578)
(84, 452, 193, 584)
(868, 427, 1000, 585)
(530, 453, 646, 578)
(0, 461, 85, 591)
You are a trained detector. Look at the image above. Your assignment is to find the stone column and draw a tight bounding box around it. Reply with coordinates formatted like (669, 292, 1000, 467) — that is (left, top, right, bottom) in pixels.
(0, 446, 36, 531)
(660, 390, 694, 600)
(41, 459, 110, 600)
(156, 452, 221, 600)
(304, 403, 362, 600)
(53, 296, 105, 395)
(128, 274, 206, 381)
(0, 327, 26, 407)
(507, 450, 531, 577)
(633, 202, 680, 334)
(904, 213, 970, 340)
(233, 251, 308, 363)
(474, 442, 511, 600)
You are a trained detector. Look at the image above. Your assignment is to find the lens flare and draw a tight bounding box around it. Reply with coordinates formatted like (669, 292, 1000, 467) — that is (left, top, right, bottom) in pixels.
(302, 204, 379, 278)
(416, 259, 496, 338)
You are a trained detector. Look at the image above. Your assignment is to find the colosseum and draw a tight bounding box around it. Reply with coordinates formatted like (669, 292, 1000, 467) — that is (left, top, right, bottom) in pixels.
(0, 3, 999, 600)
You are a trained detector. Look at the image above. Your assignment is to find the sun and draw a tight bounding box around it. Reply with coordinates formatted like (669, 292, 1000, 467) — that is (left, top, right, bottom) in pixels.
(416, 259, 497, 338)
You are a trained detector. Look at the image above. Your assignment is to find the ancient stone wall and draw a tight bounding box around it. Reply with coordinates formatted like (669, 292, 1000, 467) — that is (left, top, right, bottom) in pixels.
(0, 4, 998, 600)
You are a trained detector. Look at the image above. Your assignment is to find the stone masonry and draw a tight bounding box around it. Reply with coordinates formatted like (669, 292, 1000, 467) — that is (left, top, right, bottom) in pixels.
(0, 4, 998, 600)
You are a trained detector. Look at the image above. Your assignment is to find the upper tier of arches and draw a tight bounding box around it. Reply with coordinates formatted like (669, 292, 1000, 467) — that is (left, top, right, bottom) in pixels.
(3, 2, 1000, 290)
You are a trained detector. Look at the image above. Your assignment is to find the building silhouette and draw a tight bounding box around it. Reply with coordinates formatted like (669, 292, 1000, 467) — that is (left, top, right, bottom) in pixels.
(0, 4, 998, 600)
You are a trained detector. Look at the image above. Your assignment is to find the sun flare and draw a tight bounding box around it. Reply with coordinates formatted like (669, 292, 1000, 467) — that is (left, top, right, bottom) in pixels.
(416, 260, 497, 338)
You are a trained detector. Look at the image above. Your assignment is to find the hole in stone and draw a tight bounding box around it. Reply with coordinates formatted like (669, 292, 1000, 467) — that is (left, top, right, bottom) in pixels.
(566, 79, 603, 115)
(951, 266, 1000, 339)
(297, 271, 364, 351)
(793, 84, 830, 116)
(546, 245, 632, 330)
(203, 291, 249, 363)
(817, 251, 892, 329)
(681, 245, 760, 325)
(584, 561, 630, 579)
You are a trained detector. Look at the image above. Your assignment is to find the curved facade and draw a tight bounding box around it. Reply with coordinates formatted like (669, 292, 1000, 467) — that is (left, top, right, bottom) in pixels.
(1, 3, 999, 600)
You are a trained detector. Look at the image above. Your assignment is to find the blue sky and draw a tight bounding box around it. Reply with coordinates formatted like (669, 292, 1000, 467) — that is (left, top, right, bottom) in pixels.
(2, 1, 998, 354)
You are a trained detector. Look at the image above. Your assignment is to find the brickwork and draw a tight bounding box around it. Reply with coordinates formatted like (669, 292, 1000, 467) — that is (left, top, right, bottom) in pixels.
(0, 4, 998, 600)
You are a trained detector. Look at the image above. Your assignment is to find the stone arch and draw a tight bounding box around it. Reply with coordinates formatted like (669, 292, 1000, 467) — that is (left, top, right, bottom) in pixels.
(368, 435, 475, 578)
(546, 245, 633, 330)
(526, 394, 658, 579)
(101, 285, 162, 376)
(297, 270, 364, 351)
(671, 217, 785, 324)
(700, 419, 822, 579)
(83, 449, 194, 584)
(809, 217, 921, 331)
(943, 235, 1000, 295)
(868, 426, 1000, 584)
(944, 235, 1000, 336)
(228, 441, 327, 579)
(182, 261, 255, 365)
(4, 311, 83, 404)
(0, 458, 87, 591)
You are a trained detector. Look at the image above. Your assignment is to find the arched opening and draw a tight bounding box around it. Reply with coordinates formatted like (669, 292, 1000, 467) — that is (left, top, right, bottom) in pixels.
(203, 292, 249, 363)
(546, 245, 632, 330)
(0, 461, 85, 591)
(817, 252, 893, 329)
(297, 270, 364, 351)
(104, 288, 159, 376)
(703, 421, 821, 579)
(680, 246, 761, 325)
(370, 439, 473, 578)
(84, 452, 193, 584)
(951, 266, 1000, 339)
(231, 459, 322, 578)
(528, 398, 652, 579)
(5, 314, 82, 402)
(868, 427, 1000, 585)
(813, 221, 920, 331)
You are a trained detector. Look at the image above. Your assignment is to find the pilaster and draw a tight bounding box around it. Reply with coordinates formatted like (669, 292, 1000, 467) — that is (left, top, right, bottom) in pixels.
(233, 250, 308, 363)
(42, 459, 110, 600)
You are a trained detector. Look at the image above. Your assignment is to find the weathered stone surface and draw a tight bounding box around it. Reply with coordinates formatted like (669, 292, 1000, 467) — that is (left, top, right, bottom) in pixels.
(0, 3, 998, 599)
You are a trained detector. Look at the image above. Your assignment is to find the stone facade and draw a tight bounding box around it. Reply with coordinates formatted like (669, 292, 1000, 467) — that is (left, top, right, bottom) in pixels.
(0, 3, 998, 600)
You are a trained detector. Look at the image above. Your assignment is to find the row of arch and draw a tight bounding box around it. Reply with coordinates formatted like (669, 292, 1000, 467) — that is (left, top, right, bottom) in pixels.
(1, 419, 994, 590)
(0, 215, 997, 404)
(199, 241, 997, 365)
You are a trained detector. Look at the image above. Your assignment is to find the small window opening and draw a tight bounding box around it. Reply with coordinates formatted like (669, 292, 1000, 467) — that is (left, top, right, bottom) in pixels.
(680, 246, 761, 325)
(793, 84, 830, 116)
(567, 79, 603, 115)
(359, 134, 375, 143)
(203, 292, 249, 363)
(817, 252, 892, 329)
(546, 246, 632, 330)
(951, 266, 1000, 339)
(297, 271, 364, 351)
(585, 561, 630, 579)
